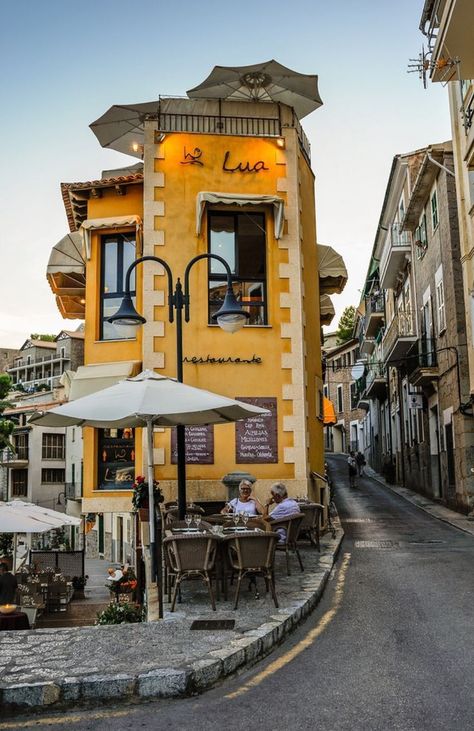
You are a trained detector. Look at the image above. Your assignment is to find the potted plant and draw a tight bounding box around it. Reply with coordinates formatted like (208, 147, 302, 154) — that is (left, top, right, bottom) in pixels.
(0, 534, 13, 570)
(72, 574, 89, 600)
(131, 476, 163, 521)
(96, 601, 144, 625)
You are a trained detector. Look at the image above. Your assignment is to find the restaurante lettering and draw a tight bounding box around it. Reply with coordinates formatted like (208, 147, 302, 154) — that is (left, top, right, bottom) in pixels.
(183, 354, 262, 364)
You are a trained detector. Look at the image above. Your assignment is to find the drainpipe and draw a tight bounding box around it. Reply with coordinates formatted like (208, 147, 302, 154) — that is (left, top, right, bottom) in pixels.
(397, 369, 407, 487)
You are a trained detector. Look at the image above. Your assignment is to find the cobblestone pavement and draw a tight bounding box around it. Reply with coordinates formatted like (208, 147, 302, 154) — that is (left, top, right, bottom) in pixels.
(0, 526, 343, 712)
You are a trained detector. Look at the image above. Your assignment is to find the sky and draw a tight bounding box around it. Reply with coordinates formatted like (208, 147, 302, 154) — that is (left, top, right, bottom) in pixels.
(0, 0, 451, 348)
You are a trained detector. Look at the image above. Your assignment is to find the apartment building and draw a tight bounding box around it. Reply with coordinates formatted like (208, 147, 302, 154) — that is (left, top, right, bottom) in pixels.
(356, 141, 474, 512)
(323, 337, 367, 455)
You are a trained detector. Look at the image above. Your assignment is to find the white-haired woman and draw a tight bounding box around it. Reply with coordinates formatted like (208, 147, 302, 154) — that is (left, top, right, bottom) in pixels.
(221, 479, 263, 516)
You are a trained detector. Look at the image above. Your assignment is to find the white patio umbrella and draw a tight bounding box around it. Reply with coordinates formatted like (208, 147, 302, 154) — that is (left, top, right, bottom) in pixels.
(30, 370, 270, 616)
(187, 60, 323, 119)
(0, 501, 80, 572)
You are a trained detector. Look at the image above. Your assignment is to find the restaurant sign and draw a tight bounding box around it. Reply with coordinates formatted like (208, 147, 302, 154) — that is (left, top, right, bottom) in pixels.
(177, 145, 269, 173)
(235, 396, 278, 464)
(171, 424, 214, 464)
(183, 354, 262, 365)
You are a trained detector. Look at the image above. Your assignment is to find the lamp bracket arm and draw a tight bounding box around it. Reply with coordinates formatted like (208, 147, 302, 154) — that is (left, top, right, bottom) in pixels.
(183, 253, 233, 322)
(125, 255, 175, 323)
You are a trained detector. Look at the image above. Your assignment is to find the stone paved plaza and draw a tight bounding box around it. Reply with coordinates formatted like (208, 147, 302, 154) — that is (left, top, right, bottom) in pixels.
(0, 525, 343, 711)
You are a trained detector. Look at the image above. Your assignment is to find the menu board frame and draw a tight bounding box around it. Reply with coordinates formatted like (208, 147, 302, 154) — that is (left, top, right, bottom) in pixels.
(235, 396, 278, 464)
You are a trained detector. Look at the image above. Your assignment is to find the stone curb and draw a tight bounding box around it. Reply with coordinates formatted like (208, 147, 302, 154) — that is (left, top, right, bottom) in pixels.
(0, 526, 343, 713)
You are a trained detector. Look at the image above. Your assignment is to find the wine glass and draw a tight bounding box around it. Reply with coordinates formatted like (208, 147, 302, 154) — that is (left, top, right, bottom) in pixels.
(241, 512, 249, 528)
(233, 511, 240, 527)
(194, 514, 202, 532)
(184, 514, 192, 530)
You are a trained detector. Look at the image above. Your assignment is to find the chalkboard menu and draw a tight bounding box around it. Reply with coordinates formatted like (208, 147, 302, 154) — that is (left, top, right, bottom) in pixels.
(98, 428, 135, 490)
(235, 397, 278, 464)
(171, 425, 214, 464)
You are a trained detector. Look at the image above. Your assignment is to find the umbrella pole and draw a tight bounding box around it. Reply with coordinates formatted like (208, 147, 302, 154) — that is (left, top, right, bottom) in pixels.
(175, 292, 187, 520)
(146, 417, 163, 619)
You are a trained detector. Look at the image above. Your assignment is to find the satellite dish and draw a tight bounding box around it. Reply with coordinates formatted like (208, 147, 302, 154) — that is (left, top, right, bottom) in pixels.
(351, 361, 365, 380)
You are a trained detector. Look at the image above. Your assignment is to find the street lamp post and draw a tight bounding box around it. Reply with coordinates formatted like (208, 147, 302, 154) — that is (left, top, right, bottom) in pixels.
(108, 253, 248, 614)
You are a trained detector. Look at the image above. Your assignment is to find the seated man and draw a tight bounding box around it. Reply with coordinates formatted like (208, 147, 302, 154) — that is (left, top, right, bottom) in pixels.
(263, 482, 300, 542)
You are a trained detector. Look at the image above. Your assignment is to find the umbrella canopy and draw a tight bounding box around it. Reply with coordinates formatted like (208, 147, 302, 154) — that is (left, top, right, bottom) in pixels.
(89, 101, 159, 157)
(187, 60, 323, 119)
(29, 370, 270, 429)
(9, 501, 81, 528)
(0, 505, 53, 534)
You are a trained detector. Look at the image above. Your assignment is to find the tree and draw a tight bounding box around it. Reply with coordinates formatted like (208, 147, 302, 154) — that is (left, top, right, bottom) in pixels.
(336, 306, 356, 344)
(0, 373, 14, 451)
(30, 333, 56, 342)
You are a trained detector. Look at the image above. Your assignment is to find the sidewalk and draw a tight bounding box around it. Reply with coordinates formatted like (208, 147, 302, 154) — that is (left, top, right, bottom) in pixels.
(364, 465, 474, 537)
(0, 523, 343, 713)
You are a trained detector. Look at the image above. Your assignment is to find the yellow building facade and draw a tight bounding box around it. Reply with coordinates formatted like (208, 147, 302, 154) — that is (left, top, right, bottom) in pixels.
(49, 95, 346, 556)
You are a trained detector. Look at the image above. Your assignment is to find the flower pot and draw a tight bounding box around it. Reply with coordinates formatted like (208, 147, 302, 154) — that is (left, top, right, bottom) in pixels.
(138, 508, 149, 522)
(73, 588, 86, 600)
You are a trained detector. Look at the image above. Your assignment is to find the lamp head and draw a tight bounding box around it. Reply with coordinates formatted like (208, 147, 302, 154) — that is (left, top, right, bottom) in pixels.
(212, 284, 249, 334)
(107, 293, 146, 327)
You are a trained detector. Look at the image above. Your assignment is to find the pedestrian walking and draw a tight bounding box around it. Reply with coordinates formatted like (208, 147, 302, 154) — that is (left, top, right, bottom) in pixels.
(347, 451, 357, 488)
(356, 451, 366, 477)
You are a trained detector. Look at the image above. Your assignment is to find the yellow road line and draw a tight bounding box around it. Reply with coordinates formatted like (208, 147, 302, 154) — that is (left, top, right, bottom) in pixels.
(225, 551, 351, 700)
(0, 708, 130, 729)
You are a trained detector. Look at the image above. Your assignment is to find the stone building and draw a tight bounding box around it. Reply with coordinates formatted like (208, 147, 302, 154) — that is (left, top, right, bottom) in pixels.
(0, 348, 20, 374)
(323, 337, 367, 454)
(356, 141, 474, 512)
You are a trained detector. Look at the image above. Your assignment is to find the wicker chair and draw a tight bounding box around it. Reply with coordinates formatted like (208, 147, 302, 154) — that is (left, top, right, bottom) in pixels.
(164, 505, 206, 527)
(163, 533, 219, 611)
(225, 531, 279, 610)
(298, 503, 323, 550)
(270, 513, 305, 576)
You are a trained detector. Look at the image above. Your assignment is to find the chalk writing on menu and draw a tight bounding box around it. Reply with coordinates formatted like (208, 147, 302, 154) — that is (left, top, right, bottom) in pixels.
(235, 397, 278, 464)
(171, 425, 214, 465)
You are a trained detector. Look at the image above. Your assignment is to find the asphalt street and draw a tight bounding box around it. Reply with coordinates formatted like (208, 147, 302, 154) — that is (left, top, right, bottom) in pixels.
(6, 453, 474, 731)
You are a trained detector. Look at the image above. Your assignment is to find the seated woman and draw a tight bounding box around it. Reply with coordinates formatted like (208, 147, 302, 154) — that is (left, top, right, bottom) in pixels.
(221, 479, 263, 516)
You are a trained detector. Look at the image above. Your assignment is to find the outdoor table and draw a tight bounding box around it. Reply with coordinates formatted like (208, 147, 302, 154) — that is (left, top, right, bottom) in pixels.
(0, 611, 30, 631)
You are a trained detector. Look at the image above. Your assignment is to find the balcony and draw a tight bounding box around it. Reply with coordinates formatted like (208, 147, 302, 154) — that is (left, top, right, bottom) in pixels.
(379, 224, 411, 290)
(421, 0, 474, 82)
(365, 363, 387, 399)
(406, 338, 439, 387)
(383, 311, 416, 365)
(0, 449, 29, 467)
(365, 294, 385, 337)
(65, 482, 82, 501)
(354, 375, 370, 410)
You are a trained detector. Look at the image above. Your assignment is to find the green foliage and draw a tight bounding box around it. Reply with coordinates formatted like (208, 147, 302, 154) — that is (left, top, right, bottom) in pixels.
(30, 334, 56, 342)
(336, 306, 356, 344)
(0, 534, 14, 558)
(0, 374, 12, 400)
(0, 374, 14, 451)
(131, 476, 163, 511)
(96, 602, 144, 625)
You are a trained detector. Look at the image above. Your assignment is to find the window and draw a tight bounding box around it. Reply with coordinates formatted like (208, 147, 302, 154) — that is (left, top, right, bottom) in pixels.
(100, 232, 136, 340)
(98, 428, 135, 490)
(414, 212, 428, 259)
(336, 384, 343, 413)
(208, 212, 267, 326)
(41, 468, 65, 484)
(42, 433, 65, 460)
(350, 382, 358, 410)
(435, 266, 446, 333)
(13, 433, 28, 460)
(11, 469, 28, 497)
(431, 189, 439, 230)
